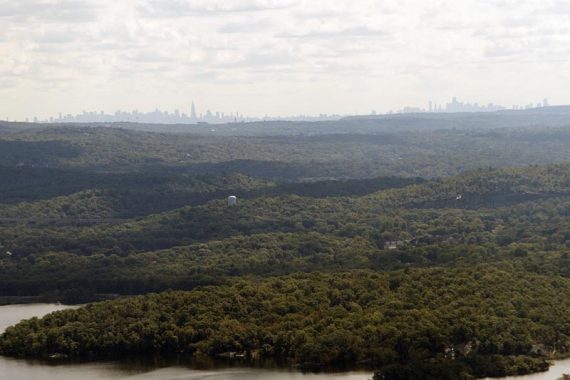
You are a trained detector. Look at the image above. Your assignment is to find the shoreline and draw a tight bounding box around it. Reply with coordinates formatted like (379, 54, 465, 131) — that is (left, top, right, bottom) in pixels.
(0, 294, 123, 306)
(0, 296, 45, 305)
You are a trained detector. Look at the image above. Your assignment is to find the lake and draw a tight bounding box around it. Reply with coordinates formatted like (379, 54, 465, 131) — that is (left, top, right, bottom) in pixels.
(0, 304, 569, 380)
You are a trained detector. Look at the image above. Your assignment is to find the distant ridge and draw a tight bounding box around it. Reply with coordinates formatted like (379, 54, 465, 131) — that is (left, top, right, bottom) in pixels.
(2, 105, 570, 137)
(497, 105, 570, 114)
(342, 105, 570, 120)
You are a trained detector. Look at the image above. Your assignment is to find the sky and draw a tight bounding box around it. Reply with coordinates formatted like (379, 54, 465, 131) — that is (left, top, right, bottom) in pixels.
(1, 0, 570, 120)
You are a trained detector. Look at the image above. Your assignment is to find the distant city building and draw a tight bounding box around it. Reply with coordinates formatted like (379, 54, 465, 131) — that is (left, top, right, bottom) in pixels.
(400, 106, 423, 113)
(445, 97, 504, 112)
(13, 96, 556, 124)
(190, 101, 197, 120)
(397, 97, 551, 114)
(33, 101, 342, 125)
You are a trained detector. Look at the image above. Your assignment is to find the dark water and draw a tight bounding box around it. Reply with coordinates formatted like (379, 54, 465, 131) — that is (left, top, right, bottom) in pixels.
(1, 304, 569, 380)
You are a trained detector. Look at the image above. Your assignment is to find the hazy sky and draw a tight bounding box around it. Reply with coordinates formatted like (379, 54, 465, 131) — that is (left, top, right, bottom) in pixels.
(1, 0, 570, 120)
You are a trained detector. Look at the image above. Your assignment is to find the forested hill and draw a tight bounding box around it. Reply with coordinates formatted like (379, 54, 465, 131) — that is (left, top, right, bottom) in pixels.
(0, 123, 569, 179)
(362, 164, 570, 209)
(1, 266, 567, 379)
(0, 119, 569, 379)
(0, 163, 568, 298)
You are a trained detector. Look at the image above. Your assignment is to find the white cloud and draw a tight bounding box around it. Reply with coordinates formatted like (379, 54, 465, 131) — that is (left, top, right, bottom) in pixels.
(0, 0, 99, 22)
(0, 0, 569, 119)
(139, 0, 300, 17)
(278, 26, 390, 39)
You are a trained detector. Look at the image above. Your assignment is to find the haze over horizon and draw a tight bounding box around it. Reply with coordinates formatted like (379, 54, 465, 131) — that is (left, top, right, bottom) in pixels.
(1, 0, 570, 120)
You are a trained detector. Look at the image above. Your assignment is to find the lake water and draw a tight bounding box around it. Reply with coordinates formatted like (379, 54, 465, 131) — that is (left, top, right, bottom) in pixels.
(1, 304, 569, 380)
(481, 360, 570, 380)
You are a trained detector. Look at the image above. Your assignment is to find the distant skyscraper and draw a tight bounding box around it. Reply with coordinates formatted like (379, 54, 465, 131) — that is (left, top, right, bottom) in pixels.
(190, 101, 197, 120)
(543, 98, 549, 107)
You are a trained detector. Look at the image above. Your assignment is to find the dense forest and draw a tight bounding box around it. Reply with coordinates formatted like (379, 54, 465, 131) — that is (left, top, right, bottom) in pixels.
(0, 122, 569, 179)
(0, 266, 566, 379)
(0, 116, 569, 378)
(0, 164, 568, 297)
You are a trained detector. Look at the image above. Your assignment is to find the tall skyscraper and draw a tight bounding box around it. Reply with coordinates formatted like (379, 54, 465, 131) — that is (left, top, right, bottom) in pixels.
(190, 101, 197, 120)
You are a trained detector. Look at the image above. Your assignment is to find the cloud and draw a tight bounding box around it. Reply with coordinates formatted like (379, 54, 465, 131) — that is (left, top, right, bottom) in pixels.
(278, 26, 389, 39)
(218, 19, 275, 34)
(1, 0, 570, 120)
(0, 0, 99, 22)
(139, 0, 300, 17)
(231, 51, 297, 67)
(484, 43, 525, 58)
(122, 51, 173, 63)
(543, 0, 570, 14)
(35, 30, 79, 44)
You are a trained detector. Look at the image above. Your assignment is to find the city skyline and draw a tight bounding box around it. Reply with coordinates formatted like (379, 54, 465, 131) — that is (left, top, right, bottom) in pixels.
(9, 96, 557, 124)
